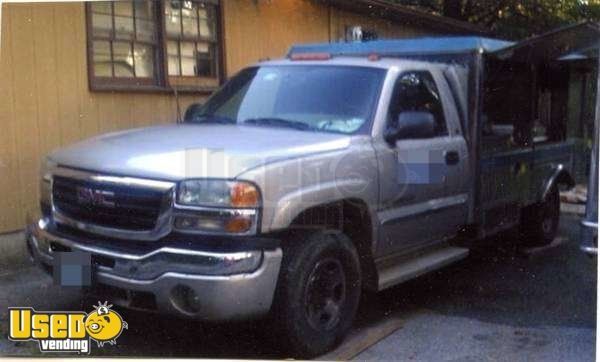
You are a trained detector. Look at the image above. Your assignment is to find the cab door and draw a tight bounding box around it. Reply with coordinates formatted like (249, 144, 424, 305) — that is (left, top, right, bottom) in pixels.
(375, 70, 469, 256)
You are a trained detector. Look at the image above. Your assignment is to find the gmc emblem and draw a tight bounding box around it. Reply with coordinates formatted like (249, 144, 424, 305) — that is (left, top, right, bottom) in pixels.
(75, 186, 116, 208)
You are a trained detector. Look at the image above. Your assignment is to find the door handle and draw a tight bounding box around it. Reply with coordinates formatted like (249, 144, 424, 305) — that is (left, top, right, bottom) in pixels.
(444, 150, 460, 165)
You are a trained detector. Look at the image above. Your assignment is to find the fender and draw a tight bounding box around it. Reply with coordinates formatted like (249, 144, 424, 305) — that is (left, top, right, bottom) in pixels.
(540, 164, 575, 201)
(269, 179, 375, 230)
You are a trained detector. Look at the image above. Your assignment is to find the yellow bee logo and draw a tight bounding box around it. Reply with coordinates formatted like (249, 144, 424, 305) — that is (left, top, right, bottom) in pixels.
(84, 302, 127, 347)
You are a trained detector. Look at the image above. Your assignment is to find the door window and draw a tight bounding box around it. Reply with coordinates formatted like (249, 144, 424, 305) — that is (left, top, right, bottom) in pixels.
(387, 71, 448, 137)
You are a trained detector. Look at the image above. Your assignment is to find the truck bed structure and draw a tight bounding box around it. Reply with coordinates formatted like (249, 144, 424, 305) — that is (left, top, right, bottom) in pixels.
(290, 23, 600, 237)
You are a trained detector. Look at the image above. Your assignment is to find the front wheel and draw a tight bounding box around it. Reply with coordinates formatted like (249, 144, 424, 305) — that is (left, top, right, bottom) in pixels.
(520, 184, 560, 246)
(271, 230, 361, 358)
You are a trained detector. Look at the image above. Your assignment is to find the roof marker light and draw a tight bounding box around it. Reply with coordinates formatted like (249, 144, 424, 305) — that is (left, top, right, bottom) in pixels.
(289, 52, 332, 61)
(368, 53, 381, 61)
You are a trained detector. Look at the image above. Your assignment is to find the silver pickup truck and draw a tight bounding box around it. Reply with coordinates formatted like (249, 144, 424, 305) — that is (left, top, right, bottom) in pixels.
(26, 36, 581, 357)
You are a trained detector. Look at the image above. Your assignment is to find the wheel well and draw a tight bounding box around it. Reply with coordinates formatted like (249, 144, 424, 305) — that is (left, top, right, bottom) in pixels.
(289, 199, 378, 291)
(543, 169, 575, 201)
(554, 170, 575, 190)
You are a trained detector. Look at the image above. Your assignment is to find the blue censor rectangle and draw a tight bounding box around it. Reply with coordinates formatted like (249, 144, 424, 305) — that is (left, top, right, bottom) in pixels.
(53, 251, 92, 287)
(397, 150, 447, 184)
(399, 162, 446, 184)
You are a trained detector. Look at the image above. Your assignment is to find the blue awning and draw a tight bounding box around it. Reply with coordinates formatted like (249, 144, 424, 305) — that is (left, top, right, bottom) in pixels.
(288, 36, 514, 58)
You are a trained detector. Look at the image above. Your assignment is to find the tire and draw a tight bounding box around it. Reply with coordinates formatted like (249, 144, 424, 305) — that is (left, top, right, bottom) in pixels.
(271, 229, 361, 358)
(520, 184, 560, 246)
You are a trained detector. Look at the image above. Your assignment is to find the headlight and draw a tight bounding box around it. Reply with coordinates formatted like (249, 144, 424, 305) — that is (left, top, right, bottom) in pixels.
(177, 180, 260, 208)
(175, 180, 261, 235)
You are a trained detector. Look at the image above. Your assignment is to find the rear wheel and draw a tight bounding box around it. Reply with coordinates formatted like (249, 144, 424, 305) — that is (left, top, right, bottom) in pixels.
(520, 184, 560, 246)
(271, 230, 361, 358)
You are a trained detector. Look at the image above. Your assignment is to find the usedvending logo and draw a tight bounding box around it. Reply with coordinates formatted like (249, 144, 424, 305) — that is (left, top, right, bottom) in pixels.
(8, 301, 127, 353)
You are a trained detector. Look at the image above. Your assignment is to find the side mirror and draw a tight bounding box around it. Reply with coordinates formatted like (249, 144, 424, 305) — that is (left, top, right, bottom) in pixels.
(384, 111, 436, 143)
(183, 103, 203, 122)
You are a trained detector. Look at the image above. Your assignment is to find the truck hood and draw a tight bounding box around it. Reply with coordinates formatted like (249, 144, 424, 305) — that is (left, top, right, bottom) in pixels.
(49, 124, 352, 180)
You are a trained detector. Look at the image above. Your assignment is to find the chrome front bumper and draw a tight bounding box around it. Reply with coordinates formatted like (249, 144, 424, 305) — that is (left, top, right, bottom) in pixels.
(26, 218, 282, 321)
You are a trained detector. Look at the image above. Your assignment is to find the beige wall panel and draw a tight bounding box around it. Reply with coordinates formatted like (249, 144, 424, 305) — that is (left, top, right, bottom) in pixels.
(0, 5, 23, 231)
(9, 4, 42, 225)
(54, 3, 83, 146)
(222, 0, 330, 75)
(32, 4, 61, 158)
(94, 92, 119, 134)
(74, 3, 100, 140)
(330, 8, 435, 41)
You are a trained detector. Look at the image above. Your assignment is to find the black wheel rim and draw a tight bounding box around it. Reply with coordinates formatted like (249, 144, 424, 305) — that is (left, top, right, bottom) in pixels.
(304, 258, 346, 331)
(542, 213, 555, 234)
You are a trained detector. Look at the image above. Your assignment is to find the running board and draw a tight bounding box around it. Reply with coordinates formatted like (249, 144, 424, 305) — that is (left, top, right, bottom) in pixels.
(377, 246, 469, 291)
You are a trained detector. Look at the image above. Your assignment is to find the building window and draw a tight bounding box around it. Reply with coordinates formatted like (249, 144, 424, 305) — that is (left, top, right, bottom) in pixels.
(89, 1, 159, 84)
(165, 0, 218, 77)
(86, 0, 221, 92)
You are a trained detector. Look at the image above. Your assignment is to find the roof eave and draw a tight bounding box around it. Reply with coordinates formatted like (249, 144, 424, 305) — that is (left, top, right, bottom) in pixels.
(320, 0, 488, 35)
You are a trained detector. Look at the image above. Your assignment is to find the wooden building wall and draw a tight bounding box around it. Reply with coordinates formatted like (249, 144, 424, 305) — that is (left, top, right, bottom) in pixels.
(0, 0, 441, 233)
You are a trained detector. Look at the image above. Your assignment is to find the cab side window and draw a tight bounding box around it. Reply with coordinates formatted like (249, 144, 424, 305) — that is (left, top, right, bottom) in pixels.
(388, 71, 447, 137)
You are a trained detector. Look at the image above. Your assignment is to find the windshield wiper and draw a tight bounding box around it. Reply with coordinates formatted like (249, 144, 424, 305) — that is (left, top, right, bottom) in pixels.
(243, 117, 314, 131)
(187, 114, 236, 124)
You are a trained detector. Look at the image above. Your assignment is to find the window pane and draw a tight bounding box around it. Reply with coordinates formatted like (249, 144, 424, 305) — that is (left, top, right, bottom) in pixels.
(135, 1, 156, 42)
(134, 44, 154, 78)
(390, 72, 447, 136)
(196, 42, 209, 54)
(112, 42, 134, 77)
(181, 41, 196, 76)
(165, 1, 182, 37)
(136, 18, 156, 42)
(91, 1, 111, 14)
(196, 58, 213, 77)
(196, 42, 213, 77)
(134, 1, 153, 19)
(91, 2, 112, 38)
(181, 1, 199, 38)
(114, 1, 133, 16)
(198, 5, 207, 19)
(114, 1, 134, 40)
(167, 41, 181, 76)
(92, 40, 112, 77)
(199, 18, 212, 39)
(198, 6, 214, 39)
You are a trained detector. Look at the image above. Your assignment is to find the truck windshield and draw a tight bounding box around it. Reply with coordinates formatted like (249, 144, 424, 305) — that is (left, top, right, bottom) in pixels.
(188, 65, 386, 134)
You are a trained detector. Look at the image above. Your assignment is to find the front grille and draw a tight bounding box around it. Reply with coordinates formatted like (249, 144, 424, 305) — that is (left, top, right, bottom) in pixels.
(52, 176, 168, 231)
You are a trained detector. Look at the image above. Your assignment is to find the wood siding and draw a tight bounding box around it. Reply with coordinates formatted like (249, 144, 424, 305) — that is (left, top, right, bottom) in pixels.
(0, 1, 441, 233)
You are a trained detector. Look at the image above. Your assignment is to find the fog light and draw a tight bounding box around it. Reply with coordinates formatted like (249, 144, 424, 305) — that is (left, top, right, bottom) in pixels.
(225, 216, 252, 233)
(175, 216, 225, 232)
(170, 285, 201, 314)
(174, 210, 256, 235)
(175, 217, 196, 229)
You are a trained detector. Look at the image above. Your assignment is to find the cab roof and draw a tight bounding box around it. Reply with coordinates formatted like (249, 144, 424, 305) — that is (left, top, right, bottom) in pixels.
(258, 56, 447, 70)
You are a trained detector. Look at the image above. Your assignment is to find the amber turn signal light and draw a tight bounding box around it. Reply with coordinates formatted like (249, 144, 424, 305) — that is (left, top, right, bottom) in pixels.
(230, 182, 260, 208)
